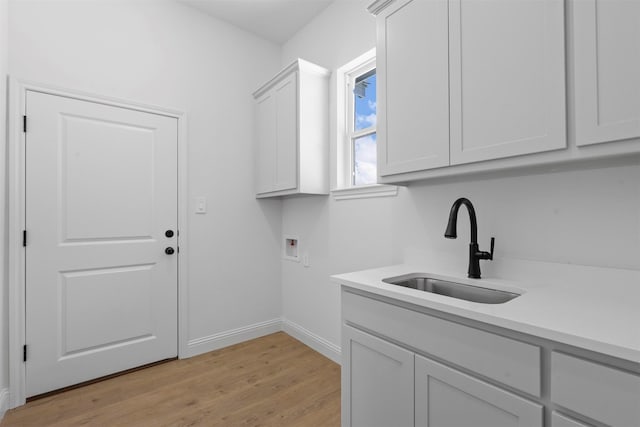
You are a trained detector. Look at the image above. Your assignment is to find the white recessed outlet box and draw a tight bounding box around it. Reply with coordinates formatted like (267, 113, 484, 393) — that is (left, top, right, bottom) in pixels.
(283, 235, 300, 262)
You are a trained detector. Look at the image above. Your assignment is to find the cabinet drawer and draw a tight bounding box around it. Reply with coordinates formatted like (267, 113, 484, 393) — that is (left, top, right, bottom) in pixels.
(550, 351, 640, 427)
(342, 290, 541, 396)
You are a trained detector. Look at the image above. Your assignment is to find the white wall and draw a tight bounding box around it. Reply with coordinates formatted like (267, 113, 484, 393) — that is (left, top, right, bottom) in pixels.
(393, 164, 640, 274)
(7, 0, 283, 366)
(281, 0, 640, 355)
(1, 0, 9, 416)
(281, 0, 398, 357)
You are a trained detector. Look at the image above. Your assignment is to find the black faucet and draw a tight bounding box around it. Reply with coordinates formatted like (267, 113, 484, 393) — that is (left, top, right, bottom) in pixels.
(444, 198, 494, 279)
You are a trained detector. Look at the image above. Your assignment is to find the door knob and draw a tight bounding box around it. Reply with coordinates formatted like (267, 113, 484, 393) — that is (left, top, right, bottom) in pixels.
(165, 247, 175, 255)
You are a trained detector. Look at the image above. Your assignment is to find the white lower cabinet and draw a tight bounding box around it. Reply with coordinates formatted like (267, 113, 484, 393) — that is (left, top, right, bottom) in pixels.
(342, 324, 542, 427)
(342, 289, 639, 427)
(550, 352, 640, 427)
(342, 325, 414, 427)
(415, 355, 542, 427)
(550, 412, 592, 427)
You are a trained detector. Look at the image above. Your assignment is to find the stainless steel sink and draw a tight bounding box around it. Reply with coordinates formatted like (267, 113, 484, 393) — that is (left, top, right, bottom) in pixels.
(382, 275, 520, 304)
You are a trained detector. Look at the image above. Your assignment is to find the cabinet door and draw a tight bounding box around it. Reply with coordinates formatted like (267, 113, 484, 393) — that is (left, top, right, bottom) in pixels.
(449, 0, 566, 165)
(415, 355, 543, 427)
(255, 92, 276, 194)
(273, 72, 298, 192)
(377, 0, 450, 177)
(551, 412, 593, 427)
(342, 325, 414, 427)
(573, 0, 640, 146)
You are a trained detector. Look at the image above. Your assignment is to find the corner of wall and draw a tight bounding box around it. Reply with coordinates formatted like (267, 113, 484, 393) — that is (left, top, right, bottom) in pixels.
(1, 0, 10, 408)
(282, 318, 341, 364)
(0, 387, 9, 421)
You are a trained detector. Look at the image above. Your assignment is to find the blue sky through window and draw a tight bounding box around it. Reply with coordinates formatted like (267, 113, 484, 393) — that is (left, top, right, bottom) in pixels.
(354, 134, 377, 185)
(354, 73, 377, 131)
(353, 71, 376, 185)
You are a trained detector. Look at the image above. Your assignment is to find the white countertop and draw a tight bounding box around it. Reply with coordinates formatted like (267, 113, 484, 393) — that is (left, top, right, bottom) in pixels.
(331, 263, 640, 363)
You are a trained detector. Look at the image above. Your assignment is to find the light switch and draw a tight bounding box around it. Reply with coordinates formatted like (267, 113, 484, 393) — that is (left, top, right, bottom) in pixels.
(195, 197, 207, 214)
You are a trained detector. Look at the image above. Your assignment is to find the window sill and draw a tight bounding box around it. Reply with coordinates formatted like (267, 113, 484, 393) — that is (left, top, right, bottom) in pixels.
(331, 184, 398, 201)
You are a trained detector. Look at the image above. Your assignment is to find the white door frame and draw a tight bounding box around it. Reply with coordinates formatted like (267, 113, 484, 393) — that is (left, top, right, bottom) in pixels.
(7, 78, 190, 408)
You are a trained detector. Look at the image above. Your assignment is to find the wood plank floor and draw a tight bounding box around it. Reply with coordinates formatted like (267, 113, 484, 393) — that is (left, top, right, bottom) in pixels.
(1, 332, 341, 426)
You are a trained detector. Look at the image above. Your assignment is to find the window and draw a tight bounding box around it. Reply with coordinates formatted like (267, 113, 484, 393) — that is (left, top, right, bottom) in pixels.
(347, 59, 377, 186)
(333, 49, 397, 200)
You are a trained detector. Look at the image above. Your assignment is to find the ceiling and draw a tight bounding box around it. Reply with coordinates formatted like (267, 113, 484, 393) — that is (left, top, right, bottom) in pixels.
(179, 0, 334, 44)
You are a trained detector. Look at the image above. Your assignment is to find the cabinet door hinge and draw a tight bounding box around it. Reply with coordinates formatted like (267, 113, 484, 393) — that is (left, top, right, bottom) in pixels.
(23, 345, 27, 362)
(23, 115, 27, 133)
(23, 230, 27, 247)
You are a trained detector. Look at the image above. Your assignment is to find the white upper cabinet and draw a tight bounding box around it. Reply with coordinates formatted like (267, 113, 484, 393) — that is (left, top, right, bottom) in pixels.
(253, 59, 330, 198)
(255, 90, 277, 194)
(449, 0, 566, 164)
(376, 0, 450, 176)
(370, 0, 567, 180)
(573, 0, 640, 146)
(273, 73, 298, 192)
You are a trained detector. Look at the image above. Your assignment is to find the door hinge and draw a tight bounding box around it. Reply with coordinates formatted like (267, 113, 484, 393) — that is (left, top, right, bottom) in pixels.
(23, 230, 27, 247)
(23, 345, 27, 362)
(23, 115, 27, 133)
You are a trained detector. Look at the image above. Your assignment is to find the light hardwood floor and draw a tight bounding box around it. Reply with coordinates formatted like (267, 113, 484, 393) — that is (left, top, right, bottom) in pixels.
(1, 332, 341, 426)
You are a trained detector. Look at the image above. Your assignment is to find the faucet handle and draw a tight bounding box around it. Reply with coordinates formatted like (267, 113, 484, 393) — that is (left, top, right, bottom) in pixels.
(489, 237, 494, 260)
(476, 237, 495, 260)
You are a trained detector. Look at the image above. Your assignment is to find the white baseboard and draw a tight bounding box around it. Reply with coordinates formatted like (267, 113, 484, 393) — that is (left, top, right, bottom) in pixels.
(0, 388, 9, 422)
(282, 318, 341, 364)
(182, 317, 341, 365)
(184, 318, 282, 358)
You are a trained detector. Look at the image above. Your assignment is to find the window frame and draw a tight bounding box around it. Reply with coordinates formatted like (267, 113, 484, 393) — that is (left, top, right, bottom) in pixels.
(332, 48, 397, 200)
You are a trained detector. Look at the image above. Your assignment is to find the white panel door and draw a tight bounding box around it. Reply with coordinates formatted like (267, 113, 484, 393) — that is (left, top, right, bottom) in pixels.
(449, 0, 566, 164)
(377, 0, 450, 176)
(573, 0, 640, 146)
(415, 355, 543, 427)
(25, 91, 178, 397)
(342, 325, 414, 427)
(274, 72, 298, 192)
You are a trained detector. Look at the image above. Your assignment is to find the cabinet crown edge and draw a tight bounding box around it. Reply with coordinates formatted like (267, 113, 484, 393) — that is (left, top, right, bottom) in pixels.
(367, 0, 397, 15)
(252, 58, 331, 99)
